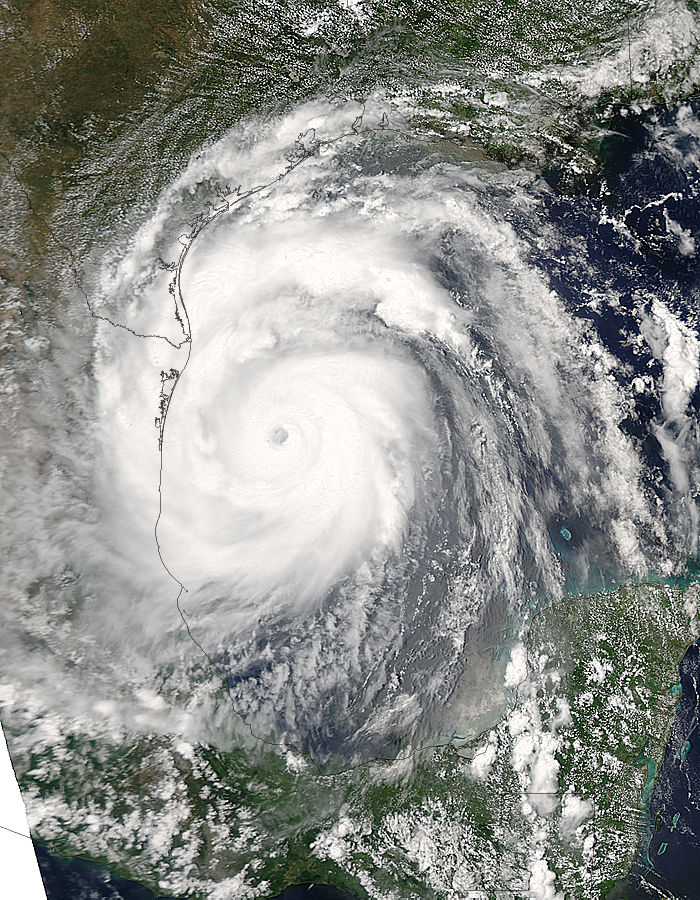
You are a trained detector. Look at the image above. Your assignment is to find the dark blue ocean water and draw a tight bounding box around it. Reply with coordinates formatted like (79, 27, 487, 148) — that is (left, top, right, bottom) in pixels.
(35, 842, 358, 900)
(530, 100, 700, 523)
(35, 843, 181, 900)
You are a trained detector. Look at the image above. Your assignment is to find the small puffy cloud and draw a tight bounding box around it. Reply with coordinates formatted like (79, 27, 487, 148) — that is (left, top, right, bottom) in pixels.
(529, 732, 560, 815)
(285, 749, 310, 774)
(529, 850, 563, 900)
(560, 793, 594, 838)
(469, 737, 497, 781)
(504, 643, 528, 689)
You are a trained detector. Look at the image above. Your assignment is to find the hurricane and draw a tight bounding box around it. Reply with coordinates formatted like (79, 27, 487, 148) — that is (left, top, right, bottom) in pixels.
(6, 0, 700, 891)
(75, 99, 696, 770)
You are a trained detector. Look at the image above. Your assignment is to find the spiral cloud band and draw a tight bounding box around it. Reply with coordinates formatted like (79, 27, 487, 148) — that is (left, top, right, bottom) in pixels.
(94, 102, 692, 766)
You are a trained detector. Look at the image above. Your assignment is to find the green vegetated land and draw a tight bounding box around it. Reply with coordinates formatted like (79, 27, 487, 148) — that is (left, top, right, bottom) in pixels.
(526, 583, 697, 897)
(3, 0, 699, 228)
(12, 581, 696, 898)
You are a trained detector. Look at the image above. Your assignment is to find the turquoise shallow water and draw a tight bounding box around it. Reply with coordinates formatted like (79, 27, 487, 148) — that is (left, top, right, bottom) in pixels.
(614, 641, 700, 899)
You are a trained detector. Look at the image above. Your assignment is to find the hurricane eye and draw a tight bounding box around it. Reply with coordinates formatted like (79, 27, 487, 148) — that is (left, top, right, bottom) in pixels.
(268, 426, 289, 446)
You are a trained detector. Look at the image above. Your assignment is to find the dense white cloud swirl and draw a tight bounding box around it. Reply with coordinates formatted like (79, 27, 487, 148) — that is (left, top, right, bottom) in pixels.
(90, 100, 692, 766)
(159, 313, 440, 610)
